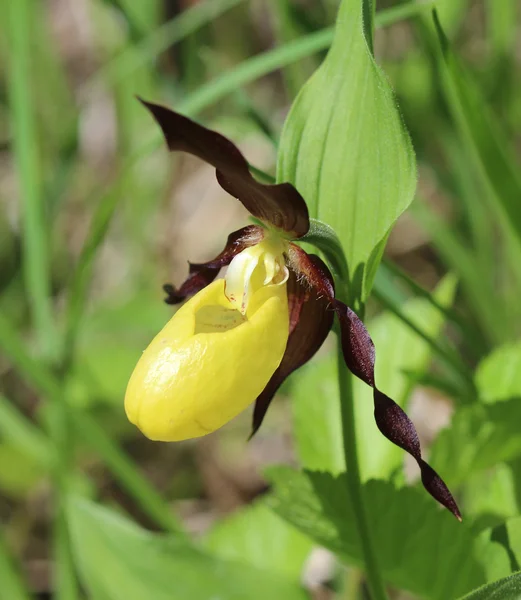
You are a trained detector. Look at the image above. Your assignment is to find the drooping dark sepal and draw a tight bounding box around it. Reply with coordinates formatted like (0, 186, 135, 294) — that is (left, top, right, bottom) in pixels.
(250, 255, 335, 438)
(164, 225, 263, 305)
(139, 99, 310, 238)
(333, 299, 462, 520)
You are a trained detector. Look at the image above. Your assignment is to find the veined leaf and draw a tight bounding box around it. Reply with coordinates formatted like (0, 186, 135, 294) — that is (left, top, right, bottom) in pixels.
(266, 467, 509, 599)
(67, 496, 310, 600)
(457, 573, 521, 600)
(277, 0, 416, 303)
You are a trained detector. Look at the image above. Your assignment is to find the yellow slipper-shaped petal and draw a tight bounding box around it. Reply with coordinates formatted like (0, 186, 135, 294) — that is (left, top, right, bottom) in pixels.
(125, 278, 288, 441)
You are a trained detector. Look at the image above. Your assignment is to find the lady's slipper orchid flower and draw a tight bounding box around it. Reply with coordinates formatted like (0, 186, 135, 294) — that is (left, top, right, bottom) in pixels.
(125, 99, 461, 521)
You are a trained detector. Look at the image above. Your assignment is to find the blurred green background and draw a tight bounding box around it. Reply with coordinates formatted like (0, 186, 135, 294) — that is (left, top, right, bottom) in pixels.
(2, 0, 521, 598)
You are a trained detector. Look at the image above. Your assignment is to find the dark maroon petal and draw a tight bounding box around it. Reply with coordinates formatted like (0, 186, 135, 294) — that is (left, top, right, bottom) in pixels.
(333, 299, 461, 520)
(250, 258, 335, 438)
(139, 98, 310, 238)
(164, 225, 263, 305)
(287, 243, 335, 299)
(335, 305, 375, 386)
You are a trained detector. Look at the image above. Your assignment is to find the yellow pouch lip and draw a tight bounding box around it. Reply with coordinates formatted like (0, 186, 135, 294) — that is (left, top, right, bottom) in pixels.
(125, 278, 289, 441)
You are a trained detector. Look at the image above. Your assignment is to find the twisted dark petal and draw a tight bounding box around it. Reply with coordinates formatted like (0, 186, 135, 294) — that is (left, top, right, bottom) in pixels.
(250, 258, 335, 438)
(335, 304, 375, 386)
(138, 99, 310, 237)
(332, 299, 461, 520)
(163, 225, 263, 305)
(373, 390, 421, 456)
(419, 459, 462, 520)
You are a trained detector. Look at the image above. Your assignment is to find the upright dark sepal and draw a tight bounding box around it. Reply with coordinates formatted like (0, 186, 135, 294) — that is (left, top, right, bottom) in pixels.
(164, 225, 263, 305)
(333, 300, 461, 520)
(250, 257, 335, 438)
(139, 99, 310, 238)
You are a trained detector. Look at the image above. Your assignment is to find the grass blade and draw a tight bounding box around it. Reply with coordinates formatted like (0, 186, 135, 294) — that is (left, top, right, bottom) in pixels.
(0, 529, 31, 600)
(87, 0, 247, 90)
(426, 12, 521, 252)
(372, 282, 476, 402)
(7, 0, 55, 358)
(377, 259, 487, 359)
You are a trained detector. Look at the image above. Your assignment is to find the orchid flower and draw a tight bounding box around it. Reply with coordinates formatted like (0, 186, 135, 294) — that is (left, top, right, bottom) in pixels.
(125, 99, 461, 520)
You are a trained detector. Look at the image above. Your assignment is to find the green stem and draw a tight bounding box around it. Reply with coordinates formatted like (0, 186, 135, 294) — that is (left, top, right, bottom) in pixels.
(308, 219, 388, 598)
(337, 347, 389, 600)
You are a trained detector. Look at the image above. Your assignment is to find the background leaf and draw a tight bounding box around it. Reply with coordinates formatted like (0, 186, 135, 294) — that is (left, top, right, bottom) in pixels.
(266, 467, 510, 599)
(67, 496, 310, 600)
(430, 399, 521, 487)
(277, 0, 416, 303)
(205, 501, 313, 581)
(475, 342, 521, 403)
(428, 12, 521, 255)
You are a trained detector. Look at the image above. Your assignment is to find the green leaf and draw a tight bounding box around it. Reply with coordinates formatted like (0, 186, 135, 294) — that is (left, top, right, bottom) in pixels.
(266, 467, 509, 599)
(475, 342, 521, 404)
(205, 501, 313, 581)
(291, 352, 344, 474)
(67, 496, 310, 600)
(292, 274, 456, 479)
(430, 399, 521, 487)
(435, 0, 469, 35)
(465, 465, 519, 527)
(277, 0, 416, 303)
(457, 573, 521, 600)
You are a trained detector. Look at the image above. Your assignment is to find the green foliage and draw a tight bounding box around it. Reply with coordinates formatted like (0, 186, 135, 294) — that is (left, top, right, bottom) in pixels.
(266, 467, 510, 599)
(67, 496, 310, 600)
(458, 573, 521, 600)
(3, 0, 521, 597)
(430, 399, 521, 487)
(476, 342, 521, 403)
(205, 501, 313, 580)
(292, 274, 457, 479)
(277, 0, 416, 304)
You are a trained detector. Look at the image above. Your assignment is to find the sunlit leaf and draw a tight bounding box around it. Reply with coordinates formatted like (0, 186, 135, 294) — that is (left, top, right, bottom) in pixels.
(475, 342, 521, 404)
(205, 502, 313, 581)
(266, 467, 509, 599)
(67, 496, 310, 600)
(277, 0, 416, 303)
(465, 465, 519, 528)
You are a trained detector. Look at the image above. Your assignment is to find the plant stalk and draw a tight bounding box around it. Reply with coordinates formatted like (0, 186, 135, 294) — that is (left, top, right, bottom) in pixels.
(337, 346, 389, 600)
